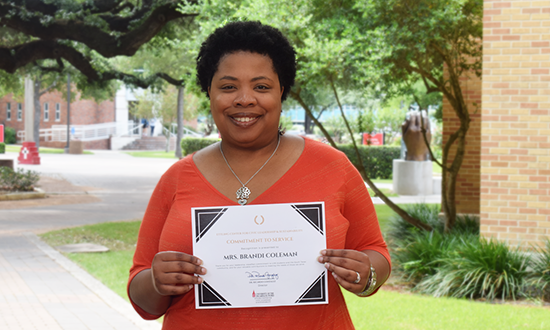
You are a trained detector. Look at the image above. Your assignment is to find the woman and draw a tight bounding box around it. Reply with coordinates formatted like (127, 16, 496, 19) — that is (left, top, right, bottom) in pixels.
(128, 21, 390, 329)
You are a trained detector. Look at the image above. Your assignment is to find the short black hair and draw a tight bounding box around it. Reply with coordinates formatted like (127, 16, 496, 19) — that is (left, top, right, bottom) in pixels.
(196, 21, 296, 102)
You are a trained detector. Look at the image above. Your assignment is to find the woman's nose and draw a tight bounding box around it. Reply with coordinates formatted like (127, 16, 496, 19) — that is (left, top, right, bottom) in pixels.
(233, 88, 257, 107)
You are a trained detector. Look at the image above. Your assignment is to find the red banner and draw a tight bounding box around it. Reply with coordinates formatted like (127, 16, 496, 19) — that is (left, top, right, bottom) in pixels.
(0, 125, 4, 143)
(362, 133, 384, 146)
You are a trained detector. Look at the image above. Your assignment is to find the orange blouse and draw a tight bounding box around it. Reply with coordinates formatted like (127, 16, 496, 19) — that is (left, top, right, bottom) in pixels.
(129, 138, 390, 330)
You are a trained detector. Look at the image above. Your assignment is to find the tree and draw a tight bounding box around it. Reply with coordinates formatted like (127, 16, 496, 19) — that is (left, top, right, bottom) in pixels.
(226, 0, 433, 231)
(1, 1, 205, 153)
(0, 0, 199, 89)
(357, 0, 483, 232)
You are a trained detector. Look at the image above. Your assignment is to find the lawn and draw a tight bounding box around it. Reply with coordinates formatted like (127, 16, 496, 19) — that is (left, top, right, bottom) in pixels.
(124, 150, 179, 159)
(5, 144, 93, 154)
(39, 204, 550, 329)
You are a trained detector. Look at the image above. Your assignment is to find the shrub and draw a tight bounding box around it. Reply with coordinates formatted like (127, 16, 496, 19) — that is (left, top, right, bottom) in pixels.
(0, 142, 4, 154)
(387, 204, 443, 242)
(387, 204, 479, 242)
(180, 137, 220, 156)
(337, 144, 400, 179)
(392, 230, 465, 284)
(525, 240, 550, 302)
(4, 126, 17, 144)
(417, 238, 530, 301)
(0, 167, 40, 191)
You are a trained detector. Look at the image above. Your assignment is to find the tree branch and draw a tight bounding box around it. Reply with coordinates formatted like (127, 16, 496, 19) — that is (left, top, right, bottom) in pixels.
(289, 89, 338, 149)
(329, 78, 432, 232)
(1, 2, 198, 58)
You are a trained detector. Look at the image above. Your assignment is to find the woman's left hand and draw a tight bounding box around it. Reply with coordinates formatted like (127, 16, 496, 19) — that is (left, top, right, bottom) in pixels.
(318, 249, 371, 294)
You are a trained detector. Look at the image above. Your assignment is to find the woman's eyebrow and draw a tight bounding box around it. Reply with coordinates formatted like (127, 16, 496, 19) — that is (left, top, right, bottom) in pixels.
(218, 75, 273, 82)
(251, 76, 273, 82)
(219, 75, 237, 81)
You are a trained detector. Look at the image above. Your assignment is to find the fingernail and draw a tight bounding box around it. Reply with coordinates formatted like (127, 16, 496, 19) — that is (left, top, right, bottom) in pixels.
(324, 263, 330, 269)
(332, 272, 337, 279)
(320, 250, 327, 255)
(197, 259, 203, 265)
(201, 267, 207, 274)
(317, 256, 324, 263)
(197, 277, 203, 284)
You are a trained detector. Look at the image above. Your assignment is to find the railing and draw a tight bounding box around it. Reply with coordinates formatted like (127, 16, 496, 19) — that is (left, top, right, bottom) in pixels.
(17, 121, 202, 142)
(128, 121, 142, 137)
(18, 122, 124, 142)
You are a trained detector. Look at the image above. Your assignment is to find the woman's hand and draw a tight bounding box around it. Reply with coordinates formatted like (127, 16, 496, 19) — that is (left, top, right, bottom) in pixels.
(151, 251, 207, 296)
(318, 249, 371, 294)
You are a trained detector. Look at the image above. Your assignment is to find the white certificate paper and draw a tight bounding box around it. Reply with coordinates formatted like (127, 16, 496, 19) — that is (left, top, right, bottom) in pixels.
(192, 202, 328, 309)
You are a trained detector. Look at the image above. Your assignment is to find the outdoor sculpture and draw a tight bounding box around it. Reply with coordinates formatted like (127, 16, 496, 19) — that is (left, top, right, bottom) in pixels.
(393, 110, 435, 196)
(402, 110, 432, 161)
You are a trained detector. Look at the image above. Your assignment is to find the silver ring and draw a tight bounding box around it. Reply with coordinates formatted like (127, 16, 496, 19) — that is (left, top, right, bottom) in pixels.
(353, 271, 361, 284)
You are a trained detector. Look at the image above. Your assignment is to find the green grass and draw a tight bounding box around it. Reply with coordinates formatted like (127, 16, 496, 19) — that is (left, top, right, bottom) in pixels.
(5, 144, 93, 154)
(40, 221, 141, 300)
(124, 151, 179, 159)
(433, 159, 442, 175)
(375, 203, 397, 233)
(371, 179, 393, 184)
(39, 211, 550, 329)
(344, 290, 550, 330)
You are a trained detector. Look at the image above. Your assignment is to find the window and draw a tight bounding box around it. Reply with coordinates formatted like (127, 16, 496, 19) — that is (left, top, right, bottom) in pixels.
(6, 103, 11, 121)
(17, 103, 22, 121)
(44, 103, 49, 121)
(55, 103, 61, 121)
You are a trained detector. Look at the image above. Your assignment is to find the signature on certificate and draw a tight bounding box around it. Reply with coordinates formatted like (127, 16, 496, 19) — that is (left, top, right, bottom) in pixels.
(246, 271, 279, 280)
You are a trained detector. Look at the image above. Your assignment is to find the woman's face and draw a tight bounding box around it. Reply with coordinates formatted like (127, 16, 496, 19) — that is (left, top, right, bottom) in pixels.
(209, 51, 283, 148)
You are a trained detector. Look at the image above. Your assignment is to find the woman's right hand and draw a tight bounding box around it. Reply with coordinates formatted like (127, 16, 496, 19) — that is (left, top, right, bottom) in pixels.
(151, 251, 207, 296)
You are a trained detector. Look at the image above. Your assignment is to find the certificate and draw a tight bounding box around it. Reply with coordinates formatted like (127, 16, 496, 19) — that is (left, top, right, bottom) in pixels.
(192, 202, 328, 309)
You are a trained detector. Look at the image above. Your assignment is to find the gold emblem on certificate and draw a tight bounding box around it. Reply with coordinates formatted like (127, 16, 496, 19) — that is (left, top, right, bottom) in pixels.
(192, 202, 328, 309)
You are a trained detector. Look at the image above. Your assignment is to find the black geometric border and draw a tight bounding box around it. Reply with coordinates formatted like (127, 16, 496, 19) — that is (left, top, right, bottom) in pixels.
(295, 272, 327, 303)
(197, 281, 232, 307)
(194, 208, 227, 243)
(291, 203, 324, 235)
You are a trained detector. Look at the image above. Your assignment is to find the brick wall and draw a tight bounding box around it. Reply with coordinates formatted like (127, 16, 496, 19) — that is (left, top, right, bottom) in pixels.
(442, 71, 482, 215)
(0, 90, 114, 143)
(481, 0, 550, 247)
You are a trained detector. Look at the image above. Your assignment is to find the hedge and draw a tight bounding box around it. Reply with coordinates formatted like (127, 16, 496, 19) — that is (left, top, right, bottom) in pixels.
(180, 138, 400, 179)
(337, 144, 400, 180)
(4, 127, 17, 144)
(0, 143, 4, 154)
(181, 137, 220, 156)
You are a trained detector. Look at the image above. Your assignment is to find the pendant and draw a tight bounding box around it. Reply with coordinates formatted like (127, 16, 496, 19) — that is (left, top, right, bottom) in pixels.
(236, 186, 251, 206)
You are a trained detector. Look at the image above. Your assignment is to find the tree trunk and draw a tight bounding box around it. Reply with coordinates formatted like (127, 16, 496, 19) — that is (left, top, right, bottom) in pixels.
(33, 78, 41, 148)
(175, 86, 184, 159)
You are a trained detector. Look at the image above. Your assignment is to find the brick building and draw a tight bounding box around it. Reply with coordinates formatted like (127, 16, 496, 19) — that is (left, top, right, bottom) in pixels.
(445, 0, 549, 247)
(0, 90, 115, 149)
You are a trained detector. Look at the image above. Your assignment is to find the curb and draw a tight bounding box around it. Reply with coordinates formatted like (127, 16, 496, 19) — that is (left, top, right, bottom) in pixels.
(0, 187, 46, 201)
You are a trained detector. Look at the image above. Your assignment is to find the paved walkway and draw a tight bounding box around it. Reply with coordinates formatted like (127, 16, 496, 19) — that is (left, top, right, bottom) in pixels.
(0, 150, 174, 330)
(0, 149, 441, 329)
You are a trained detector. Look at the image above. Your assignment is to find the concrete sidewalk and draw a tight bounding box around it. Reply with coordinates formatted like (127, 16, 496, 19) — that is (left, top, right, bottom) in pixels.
(1, 150, 174, 330)
(0, 149, 441, 329)
(0, 232, 160, 330)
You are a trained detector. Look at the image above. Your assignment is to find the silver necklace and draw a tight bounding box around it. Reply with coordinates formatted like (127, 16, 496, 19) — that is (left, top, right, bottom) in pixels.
(219, 136, 281, 205)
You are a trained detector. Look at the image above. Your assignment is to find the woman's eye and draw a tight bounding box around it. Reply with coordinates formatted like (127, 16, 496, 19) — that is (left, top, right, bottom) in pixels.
(221, 85, 235, 90)
(256, 85, 269, 90)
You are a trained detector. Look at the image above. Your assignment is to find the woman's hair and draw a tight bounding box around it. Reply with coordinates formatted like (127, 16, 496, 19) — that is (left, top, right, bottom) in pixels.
(196, 21, 296, 102)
